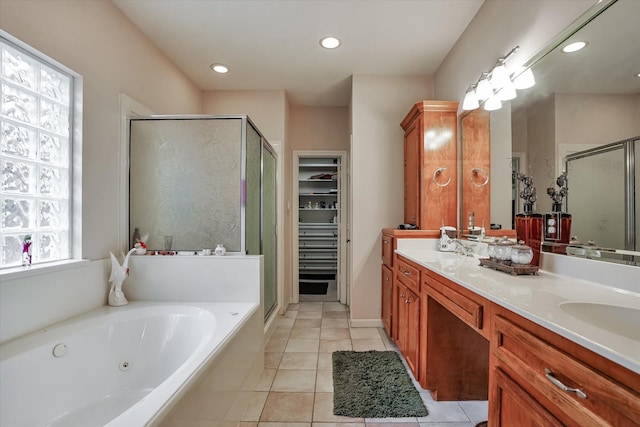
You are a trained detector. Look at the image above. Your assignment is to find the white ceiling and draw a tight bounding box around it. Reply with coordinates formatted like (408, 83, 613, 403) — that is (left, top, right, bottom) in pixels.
(111, 0, 484, 107)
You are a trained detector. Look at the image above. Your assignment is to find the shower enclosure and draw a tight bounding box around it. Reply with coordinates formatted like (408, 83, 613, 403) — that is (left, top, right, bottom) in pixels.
(129, 115, 277, 319)
(565, 136, 638, 263)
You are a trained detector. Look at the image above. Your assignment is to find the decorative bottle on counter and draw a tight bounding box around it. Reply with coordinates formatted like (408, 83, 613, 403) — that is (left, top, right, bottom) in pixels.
(215, 244, 227, 256)
(513, 171, 542, 266)
(515, 204, 543, 266)
(544, 172, 571, 252)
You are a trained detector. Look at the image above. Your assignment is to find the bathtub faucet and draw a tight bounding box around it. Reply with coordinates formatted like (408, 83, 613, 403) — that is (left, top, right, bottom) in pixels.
(108, 248, 137, 306)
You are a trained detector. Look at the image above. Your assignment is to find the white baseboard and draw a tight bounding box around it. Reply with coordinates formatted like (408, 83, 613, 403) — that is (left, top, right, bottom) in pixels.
(349, 318, 384, 328)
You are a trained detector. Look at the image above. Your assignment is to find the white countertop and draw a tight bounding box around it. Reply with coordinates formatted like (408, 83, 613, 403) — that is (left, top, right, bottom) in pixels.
(395, 247, 640, 375)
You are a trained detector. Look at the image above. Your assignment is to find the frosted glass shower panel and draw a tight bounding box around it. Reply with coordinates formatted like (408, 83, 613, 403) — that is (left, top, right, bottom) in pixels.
(129, 118, 242, 251)
(245, 123, 261, 256)
(566, 144, 625, 249)
(263, 146, 277, 319)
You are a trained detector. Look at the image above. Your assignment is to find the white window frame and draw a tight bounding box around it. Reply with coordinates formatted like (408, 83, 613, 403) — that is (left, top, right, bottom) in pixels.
(0, 30, 84, 279)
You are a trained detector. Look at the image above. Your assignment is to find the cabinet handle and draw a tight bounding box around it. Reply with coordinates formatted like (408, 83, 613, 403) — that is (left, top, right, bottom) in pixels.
(544, 369, 587, 399)
(403, 270, 410, 276)
(400, 293, 405, 298)
(385, 276, 390, 281)
(383, 240, 390, 244)
(405, 299, 410, 304)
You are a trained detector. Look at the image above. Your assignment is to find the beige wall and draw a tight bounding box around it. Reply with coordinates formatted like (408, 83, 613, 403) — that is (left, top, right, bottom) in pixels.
(0, 0, 202, 260)
(289, 106, 350, 152)
(350, 74, 433, 324)
(555, 94, 640, 145)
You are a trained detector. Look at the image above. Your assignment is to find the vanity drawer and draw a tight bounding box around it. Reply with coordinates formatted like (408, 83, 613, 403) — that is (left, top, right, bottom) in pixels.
(492, 314, 640, 426)
(382, 234, 394, 267)
(423, 274, 483, 332)
(396, 257, 420, 294)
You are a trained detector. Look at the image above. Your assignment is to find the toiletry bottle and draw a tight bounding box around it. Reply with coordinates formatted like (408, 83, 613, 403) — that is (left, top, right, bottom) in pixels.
(131, 227, 141, 248)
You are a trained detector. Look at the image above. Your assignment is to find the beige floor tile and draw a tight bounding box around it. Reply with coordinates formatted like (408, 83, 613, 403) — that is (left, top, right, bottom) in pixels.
(319, 339, 353, 352)
(317, 352, 334, 371)
(349, 328, 382, 339)
(312, 393, 364, 423)
(290, 327, 321, 340)
(271, 369, 317, 392)
(260, 423, 311, 427)
(254, 369, 277, 391)
(265, 338, 288, 353)
(315, 371, 334, 392)
(282, 310, 298, 319)
(286, 303, 301, 311)
(285, 339, 320, 353)
(311, 423, 364, 427)
(298, 302, 324, 312)
(351, 339, 387, 351)
(264, 352, 283, 369)
(364, 420, 419, 425)
(279, 352, 319, 370)
(322, 302, 347, 312)
(277, 318, 296, 329)
(225, 391, 269, 422)
(295, 318, 322, 328)
(271, 327, 292, 340)
(322, 311, 347, 319)
(297, 311, 323, 319)
(321, 318, 349, 328)
(320, 328, 350, 340)
(261, 392, 315, 422)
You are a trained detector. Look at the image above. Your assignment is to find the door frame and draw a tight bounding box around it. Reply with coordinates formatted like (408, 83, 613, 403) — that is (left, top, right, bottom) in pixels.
(292, 150, 348, 304)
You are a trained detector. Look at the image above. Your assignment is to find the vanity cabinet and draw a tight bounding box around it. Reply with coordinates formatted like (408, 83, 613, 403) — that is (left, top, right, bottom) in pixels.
(420, 268, 490, 400)
(394, 255, 422, 378)
(490, 305, 640, 426)
(400, 101, 459, 229)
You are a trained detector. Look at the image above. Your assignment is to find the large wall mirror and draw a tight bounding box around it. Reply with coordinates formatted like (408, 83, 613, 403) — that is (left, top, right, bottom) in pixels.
(461, 0, 640, 265)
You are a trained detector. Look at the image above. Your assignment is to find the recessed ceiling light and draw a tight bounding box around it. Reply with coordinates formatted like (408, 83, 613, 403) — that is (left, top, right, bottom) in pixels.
(320, 36, 341, 49)
(562, 41, 587, 53)
(636, 72, 640, 78)
(210, 63, 229, 74)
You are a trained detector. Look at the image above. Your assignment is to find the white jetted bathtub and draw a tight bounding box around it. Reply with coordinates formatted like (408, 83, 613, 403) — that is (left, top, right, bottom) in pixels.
(0, 302, 259, 427)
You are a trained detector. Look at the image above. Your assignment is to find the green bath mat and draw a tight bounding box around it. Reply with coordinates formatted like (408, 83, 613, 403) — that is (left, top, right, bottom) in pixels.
(332, 350, 428, 418)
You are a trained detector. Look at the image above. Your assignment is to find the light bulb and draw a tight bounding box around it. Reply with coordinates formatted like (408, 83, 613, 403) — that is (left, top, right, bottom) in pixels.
(490, 62, 511, 90)
(476, 74, 493, 101)
(462, 87, 479, 110)
(513, 68, 535, 89)
(498, 81, 517, 101)
(484, 95, 502, 111)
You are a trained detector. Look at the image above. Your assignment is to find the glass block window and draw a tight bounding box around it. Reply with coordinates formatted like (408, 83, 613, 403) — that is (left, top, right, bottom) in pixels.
(1, 34, 74, 268)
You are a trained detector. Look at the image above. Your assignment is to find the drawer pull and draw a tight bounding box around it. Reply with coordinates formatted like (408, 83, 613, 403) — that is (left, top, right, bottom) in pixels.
(545, 369, 587, 399)
(403, 270, 410, 276)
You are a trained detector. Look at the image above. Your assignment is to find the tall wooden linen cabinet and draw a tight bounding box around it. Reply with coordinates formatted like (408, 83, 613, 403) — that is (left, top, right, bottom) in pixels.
(400, 101, 459, 229)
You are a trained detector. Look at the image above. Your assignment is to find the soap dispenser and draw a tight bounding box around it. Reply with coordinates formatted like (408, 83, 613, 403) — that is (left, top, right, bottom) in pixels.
(513, 171, 543, 266)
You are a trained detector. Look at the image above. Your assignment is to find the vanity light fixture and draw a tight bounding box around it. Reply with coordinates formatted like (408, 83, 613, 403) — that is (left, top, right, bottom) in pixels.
(562, 41, 587, 53)
(461, 45, 536, 111)
(210, 63, 229, 74)
(320, 36, 341, 49)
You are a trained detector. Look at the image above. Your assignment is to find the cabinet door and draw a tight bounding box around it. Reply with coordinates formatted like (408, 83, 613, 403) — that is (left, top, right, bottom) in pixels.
(490, 367, 564, 427)
(381, 264, 393, 336)
(405, 288, 420, 379)
(404, 120, 420, 226)
(381, 234, 394, 267)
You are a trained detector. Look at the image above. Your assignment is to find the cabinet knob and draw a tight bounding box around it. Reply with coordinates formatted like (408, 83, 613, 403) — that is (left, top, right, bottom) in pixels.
(403, 271, 410, 276)
(544, 369, 587, 399)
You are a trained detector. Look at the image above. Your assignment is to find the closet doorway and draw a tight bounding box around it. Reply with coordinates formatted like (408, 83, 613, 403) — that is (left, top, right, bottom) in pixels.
(293, 151, 348, 304)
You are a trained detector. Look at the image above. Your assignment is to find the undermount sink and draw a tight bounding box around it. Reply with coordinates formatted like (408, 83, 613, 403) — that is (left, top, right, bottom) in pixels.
(558, 302, 640, 341)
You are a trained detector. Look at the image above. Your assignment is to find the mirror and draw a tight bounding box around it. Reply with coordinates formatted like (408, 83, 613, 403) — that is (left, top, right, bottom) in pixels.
(461, 0, 640, 263)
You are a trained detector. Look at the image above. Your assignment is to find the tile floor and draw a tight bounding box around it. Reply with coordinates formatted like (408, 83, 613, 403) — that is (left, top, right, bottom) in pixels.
(245, 301, 487, 427)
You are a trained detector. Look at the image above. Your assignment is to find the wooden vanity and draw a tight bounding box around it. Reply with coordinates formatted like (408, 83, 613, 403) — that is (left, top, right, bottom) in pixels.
(382, 237, 640, 426)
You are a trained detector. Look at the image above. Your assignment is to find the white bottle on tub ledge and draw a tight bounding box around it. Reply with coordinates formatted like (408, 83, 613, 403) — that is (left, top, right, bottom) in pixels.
(215, 244, 227, 256)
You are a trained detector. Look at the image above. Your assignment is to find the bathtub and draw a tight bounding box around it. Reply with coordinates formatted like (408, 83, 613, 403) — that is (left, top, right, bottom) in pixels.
(0, 301, 259, 427)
